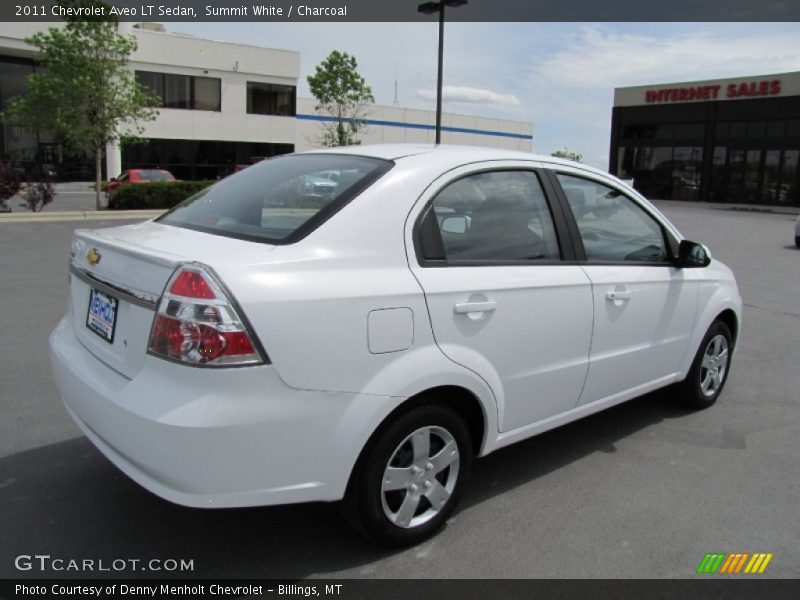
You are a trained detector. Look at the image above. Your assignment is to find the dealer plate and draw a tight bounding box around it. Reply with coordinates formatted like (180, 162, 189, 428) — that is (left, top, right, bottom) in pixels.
(86, 288, 118, 343)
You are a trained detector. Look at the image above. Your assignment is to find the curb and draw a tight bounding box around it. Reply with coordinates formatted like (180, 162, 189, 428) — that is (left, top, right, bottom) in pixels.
(0, 210, 165, 223)
(651, 199, 800, 216)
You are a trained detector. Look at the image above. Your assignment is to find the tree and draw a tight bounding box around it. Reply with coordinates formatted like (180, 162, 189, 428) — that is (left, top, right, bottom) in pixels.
(307, 51, 375, 146)
(2, 1, 158, 210)
(551, 148, 583, 163)
(0, 162, 21, 210)
(20, 180, 56, 212)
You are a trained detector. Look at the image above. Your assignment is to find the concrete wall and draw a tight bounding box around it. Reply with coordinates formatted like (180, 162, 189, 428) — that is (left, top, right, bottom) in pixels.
(296, 98, 533, 152)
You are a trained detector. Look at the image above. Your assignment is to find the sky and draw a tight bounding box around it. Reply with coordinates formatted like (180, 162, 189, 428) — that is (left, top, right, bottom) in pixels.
(170, 22, 800, 169)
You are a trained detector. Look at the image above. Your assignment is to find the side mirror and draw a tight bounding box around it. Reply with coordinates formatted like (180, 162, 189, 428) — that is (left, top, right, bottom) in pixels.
(440, 215, 469, 234)
(109, 178, 117, 183)
(676, 239, 710, 268)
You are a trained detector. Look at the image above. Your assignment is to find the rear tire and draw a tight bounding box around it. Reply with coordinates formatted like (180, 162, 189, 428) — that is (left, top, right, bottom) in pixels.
(676, 320, 733, 409)
(342, 402, 472, 546)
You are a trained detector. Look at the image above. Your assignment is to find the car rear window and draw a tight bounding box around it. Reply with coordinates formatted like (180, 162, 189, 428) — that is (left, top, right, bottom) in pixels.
(157, 154, 393, 244)
(138, 169, 174, 181)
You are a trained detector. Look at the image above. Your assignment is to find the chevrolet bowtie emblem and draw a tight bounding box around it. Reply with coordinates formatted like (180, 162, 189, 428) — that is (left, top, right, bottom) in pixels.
(86, 248, 102, 266)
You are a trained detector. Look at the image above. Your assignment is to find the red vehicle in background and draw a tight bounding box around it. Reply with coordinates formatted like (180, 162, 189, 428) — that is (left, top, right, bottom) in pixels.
(106, 169, 176, 204)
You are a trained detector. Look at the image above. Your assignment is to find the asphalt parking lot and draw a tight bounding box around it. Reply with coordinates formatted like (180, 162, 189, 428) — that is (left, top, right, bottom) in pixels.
(0, 203, 798, 579)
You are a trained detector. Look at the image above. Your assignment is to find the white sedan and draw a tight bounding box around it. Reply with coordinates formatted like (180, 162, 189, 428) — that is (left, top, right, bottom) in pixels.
(50, 145, 741, 545)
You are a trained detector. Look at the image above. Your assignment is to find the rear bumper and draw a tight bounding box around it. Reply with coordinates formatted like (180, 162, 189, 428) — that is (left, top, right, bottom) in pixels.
(49, 315, 399, 508)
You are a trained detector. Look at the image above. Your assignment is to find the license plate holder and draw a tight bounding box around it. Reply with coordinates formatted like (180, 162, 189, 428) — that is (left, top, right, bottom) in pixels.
(86, 288, 118, 344)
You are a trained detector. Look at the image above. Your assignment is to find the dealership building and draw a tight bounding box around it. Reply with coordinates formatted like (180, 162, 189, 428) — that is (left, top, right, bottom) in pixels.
(611, 72, 800, 206)
(0, 22, 532, 181)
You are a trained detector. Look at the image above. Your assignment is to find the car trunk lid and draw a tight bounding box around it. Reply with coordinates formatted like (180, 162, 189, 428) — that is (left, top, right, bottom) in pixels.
(68, 220, 275, 379)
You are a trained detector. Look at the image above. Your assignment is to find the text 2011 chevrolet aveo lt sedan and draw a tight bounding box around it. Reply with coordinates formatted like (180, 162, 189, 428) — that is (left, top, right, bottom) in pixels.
(50, 145, 741, 545)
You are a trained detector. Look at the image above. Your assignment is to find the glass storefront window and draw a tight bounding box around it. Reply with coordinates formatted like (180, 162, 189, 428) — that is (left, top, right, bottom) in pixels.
(617, 147, 628, 176)
(672, 147, 703, 200)
(632, 146, 674, 199)
(761, 150, 782, 203)
(747, 121, 766, 138)
(729, 122, 747, 138)
(726, 149, 745, 201)
(0, 58, 36, 165)
(709, 146, 727, 202)
(0, 56, 94, 179)
(614, 99, 800, 206)
(766, 121, 786, 138)
(781, 150, 799, 204)
(674, 123, 704, 139)
(654, 124, 674, 140)
(744, 150, 762, 203)
(617, 146, 643, 179)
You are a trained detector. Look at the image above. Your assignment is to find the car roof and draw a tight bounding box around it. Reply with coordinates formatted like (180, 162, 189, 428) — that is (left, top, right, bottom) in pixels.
(301, 143, 611, 178)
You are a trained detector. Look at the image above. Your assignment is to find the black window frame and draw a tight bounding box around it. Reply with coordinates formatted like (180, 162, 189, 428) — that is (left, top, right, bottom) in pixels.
(135, 70, 221, 112)
(545, 169, 680, 266)
(246, 81, 297, 116)
(413, 167, 578, 268)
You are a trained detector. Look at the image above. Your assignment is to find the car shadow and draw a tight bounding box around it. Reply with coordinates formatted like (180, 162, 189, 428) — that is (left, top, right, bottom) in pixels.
(0, 388, 694, 580)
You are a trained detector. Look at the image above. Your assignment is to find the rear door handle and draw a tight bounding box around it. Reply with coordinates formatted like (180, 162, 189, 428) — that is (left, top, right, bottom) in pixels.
(454, 301, 497, 314)
(605, 290, 632, 302)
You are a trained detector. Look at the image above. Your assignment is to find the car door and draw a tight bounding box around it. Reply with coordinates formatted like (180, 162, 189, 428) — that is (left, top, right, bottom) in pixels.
(108, 171, 129, 198)
(549, 169, 699, 406)
(408, 165, 594, 432)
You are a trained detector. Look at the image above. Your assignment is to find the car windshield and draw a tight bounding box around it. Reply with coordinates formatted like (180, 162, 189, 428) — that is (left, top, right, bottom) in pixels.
(158, 154, 392, 243)
(138, 169, 174, 181)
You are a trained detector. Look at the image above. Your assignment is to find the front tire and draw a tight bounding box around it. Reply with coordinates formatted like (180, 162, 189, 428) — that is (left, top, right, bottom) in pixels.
(676, 320, 733, 409)
(343, 402, 472, 546)
(795, 235, 799, 248)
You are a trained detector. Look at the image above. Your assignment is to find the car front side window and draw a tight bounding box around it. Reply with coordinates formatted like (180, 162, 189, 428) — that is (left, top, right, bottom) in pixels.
(556, 173, 669, 263)
(428, 170, 561, 263)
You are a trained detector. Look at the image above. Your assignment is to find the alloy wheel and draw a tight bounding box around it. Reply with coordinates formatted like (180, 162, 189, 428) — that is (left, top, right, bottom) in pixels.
(380, 425, 460, 529)
(700, 334, 729, 397)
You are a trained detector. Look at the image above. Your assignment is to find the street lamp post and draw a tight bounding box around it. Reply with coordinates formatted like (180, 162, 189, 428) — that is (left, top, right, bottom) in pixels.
(418, 0, 468, 145)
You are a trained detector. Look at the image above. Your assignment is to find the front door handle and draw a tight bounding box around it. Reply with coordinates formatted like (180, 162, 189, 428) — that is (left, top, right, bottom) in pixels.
(454, 301, 497, 314)
(605, 290, 632, 302)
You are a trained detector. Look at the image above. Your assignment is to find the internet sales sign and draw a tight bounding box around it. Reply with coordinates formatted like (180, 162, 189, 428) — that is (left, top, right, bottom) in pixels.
(645, 79, 782, 104)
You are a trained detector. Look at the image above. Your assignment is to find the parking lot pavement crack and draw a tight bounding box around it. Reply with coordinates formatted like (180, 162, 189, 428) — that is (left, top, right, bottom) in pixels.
(742, 302, 800, 320)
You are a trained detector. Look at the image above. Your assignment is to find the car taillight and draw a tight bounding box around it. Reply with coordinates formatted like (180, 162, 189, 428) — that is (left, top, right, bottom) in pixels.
(148, 264, 266, 367)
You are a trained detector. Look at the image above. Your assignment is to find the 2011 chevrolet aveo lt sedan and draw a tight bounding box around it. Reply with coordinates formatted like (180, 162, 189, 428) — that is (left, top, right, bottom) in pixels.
(50, 145, 741, 545)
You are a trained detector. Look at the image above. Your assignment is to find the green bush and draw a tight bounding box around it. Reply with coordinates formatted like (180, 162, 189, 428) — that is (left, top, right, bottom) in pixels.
(108, 180, 215, 210)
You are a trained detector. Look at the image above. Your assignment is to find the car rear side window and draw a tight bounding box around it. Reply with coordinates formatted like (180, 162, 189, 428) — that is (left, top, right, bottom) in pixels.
(158, 154, 392, 244)
(427, 170, 561, 263)
(556, 174, 669, 263)
(138, 170, 173, 181)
